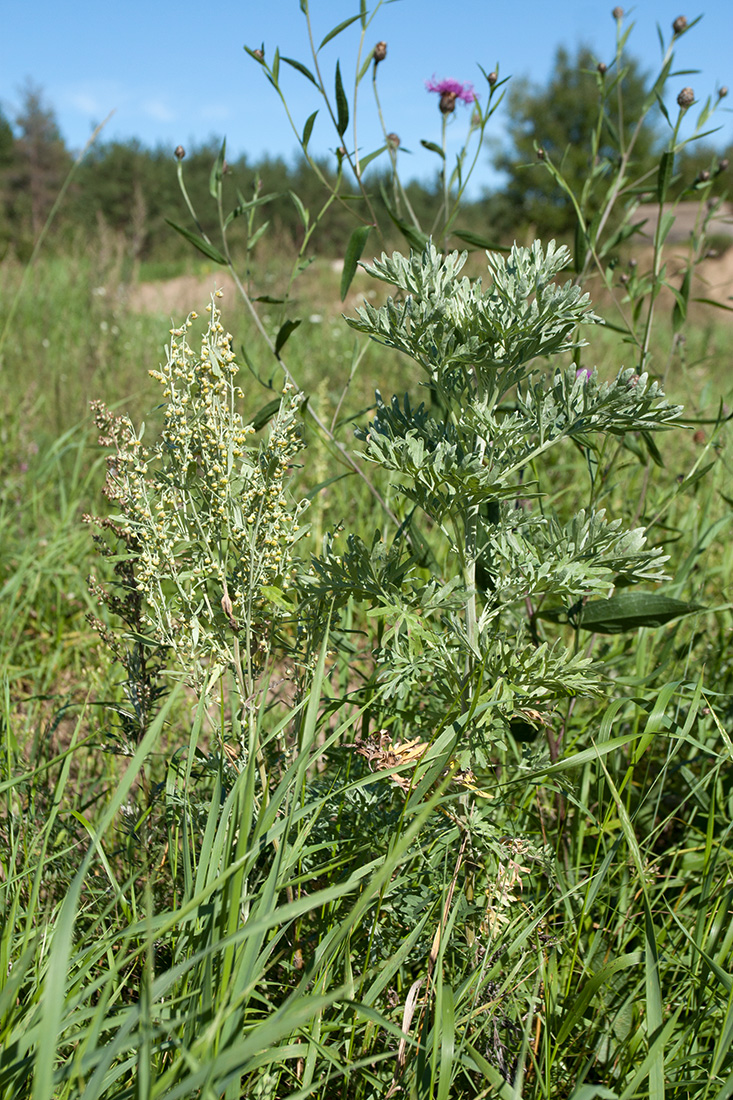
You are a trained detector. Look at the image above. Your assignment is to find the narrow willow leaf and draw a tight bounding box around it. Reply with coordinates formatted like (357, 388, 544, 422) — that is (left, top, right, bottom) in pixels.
(539, 592, 697, 633)
(302, 110, 318, 150)
(380, 186, 428, 252)
(655, 90, 672, 127)
(165, 220, 227, 265)
(281, 55, 319, 87)
(340, 224, 372, 300)
(657, 150, 674, 203)
(304, 472, 351, 500)
(574, 219, 588, 273)
(357, 49, 375, 84)
(290, 190, 309, 229)
(271, 47, 280, 86)
(251, 398, 281, 432)
(334, 61, 349, 137)
(247, 220, 270, 250)
(693, 296, 733, 313)
(209, 139, 226, 200)
(275, 318, 302, 357)
(358, 144, 388, 173)
(319, 13, 362, 51)
(673, 265, 692, 331)
(420, 139, 445, 159)
(452, 229, 509, 252)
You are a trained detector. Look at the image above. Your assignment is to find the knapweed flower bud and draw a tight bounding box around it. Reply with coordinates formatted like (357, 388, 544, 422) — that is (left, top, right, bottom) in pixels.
(719, 158, 729, 171)
(619, 272, 630, 285)
(677, 86, 695, 108)
(174, 145, 185, 160)
(612, 7, 624, 19)
(439, 91, 457, 113)
(374, 41, 387, 63)
(488, 71, 498, 86)
(386, 132, 400, 149)
(697, 169, 710, 182)
(629, 257, 638, 269)
(719, 86, 729, 99)
(598, 62, 608, 75)
(252, 47, 264, 61)
(537, 147, 546, 160)
(672, 15, 688, 34)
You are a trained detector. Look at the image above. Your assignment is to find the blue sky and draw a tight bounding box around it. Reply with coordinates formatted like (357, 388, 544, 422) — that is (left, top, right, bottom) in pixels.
(2, 1, 731, 194)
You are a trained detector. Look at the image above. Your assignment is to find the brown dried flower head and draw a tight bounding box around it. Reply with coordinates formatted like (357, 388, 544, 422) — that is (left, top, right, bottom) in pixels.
(597, 62, 608, 75)
(677, 86, 695, 109)
(612, 7, 624, 19)
(719, 86, 729, 99)
(537, 147, 546, 160)
(252, 48, 264, 62)
(386, 132, 400, 150)
(488, 71, 498, 86)
(374, 41, 387, 63)
(672, 15, 688, 34)
(174, 145, 185, 161)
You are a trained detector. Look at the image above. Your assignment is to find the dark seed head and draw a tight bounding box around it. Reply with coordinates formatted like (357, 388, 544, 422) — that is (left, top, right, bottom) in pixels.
(374, 41, 387, 63)
(719, 158, 729, 171)
(719, 86, 729, 99)
(386, 132, 400, 149)
(537, 147, 546, 160)
(612, 7, 624, 19)
(488, 71, 498, 86)
(672, 15, 688, 35)
(598, 62, 608, 75)
(174, 145, 185, 160)
(629, 257, 638, 268)
(697, 169, 710, 182)
(252, 48, 264, 61)
(677, 86, 695, 109)
(619, 272, 630, 285)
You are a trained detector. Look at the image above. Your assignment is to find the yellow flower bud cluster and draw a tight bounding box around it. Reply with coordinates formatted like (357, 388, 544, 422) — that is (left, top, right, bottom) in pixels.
(109, 294, 306, 691)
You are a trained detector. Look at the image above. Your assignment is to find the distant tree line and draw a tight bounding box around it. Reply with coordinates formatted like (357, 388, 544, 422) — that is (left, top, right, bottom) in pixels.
(0, 47, 730, 268)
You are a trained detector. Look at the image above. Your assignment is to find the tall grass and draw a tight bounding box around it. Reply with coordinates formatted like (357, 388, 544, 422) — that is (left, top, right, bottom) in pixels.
(1, 244, 732, 1097)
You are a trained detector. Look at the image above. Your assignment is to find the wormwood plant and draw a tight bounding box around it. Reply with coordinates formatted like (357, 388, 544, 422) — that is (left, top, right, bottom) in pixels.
(309, 239, 686, 768)
(89, 291, 307, 710)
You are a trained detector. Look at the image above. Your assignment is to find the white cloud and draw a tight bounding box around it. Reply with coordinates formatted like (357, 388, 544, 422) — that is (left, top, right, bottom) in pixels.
(59, 81, 124, 122)
(196, 103, 233, 123)
(68, 91, 101, 114)
(141, 98, 175, 122)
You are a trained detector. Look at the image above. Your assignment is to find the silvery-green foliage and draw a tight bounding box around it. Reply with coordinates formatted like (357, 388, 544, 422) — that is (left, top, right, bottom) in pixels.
(347, 240, 602, 396)
(478, 509, 669, 618)
(318, 241, 684, 754)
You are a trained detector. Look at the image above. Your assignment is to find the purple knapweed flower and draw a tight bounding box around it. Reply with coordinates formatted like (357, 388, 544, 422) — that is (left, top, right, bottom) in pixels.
(426, 76, 476, 114)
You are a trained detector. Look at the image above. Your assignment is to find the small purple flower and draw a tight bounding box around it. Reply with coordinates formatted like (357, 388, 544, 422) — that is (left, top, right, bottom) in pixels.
(576, 367, 593, 382)
(426, 76, 476, 114)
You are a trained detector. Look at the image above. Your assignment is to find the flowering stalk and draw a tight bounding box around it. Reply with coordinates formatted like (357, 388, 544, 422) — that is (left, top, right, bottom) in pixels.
(97, 292, 306, 706)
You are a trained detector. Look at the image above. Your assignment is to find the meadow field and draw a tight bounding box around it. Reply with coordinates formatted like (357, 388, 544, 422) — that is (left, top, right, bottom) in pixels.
(2, 6, 733, 1097)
